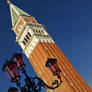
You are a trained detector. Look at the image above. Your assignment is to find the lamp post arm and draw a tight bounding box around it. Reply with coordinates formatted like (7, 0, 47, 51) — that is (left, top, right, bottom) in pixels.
(16, 81, 23, 92)
(33, 75, 62, 90)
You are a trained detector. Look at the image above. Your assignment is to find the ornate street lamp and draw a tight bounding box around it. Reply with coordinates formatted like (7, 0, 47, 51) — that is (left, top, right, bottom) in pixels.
(3, 60, 20, 82)
(3, 53, 62, 92)
(11, 53, 42, 92)
(11, 53, 25, 70)
(46, 58, 61, 76)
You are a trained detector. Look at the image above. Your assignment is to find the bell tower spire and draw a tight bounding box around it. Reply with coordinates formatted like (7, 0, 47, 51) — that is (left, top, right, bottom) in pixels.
(8, 1, 51, 57)
(8, 1, 30, 27)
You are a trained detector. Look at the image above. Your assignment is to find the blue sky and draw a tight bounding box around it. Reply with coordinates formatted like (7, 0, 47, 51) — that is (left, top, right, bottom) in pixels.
(0, 0, 92, 91)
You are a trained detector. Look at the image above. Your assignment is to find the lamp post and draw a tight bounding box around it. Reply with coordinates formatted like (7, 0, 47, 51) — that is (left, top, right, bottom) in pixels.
(3, 53, 62, 92)
(3, 60, 23, 91)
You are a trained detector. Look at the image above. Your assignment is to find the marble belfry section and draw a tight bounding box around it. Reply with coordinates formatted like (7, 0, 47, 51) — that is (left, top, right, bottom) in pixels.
(8, 3, 92, 92)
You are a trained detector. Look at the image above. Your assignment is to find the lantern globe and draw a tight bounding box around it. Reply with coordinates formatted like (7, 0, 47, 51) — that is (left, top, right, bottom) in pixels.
(46, 58, 61, 75)
(3, 60, 20, 82)
(11, 53, 25, 70)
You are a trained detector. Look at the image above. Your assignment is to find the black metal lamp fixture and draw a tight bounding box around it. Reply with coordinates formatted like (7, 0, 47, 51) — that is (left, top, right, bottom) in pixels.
(3, 53, 62, 92)
(11, 54, 25, 70)
(3, 60, 20, 82)
(45, 58, 62, 89)
(46, 58, 61, 76)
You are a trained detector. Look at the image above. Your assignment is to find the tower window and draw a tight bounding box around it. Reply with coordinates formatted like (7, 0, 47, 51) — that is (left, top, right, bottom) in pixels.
(33, 29, 35, 32)
(41, 29, 44, 35)
(22, 41, 26, 45)
(38, 30, 41, 34)
(27, 32, 31, 37)
(41, 30, 44, 35)
(35, 30, 38, 33)
(26, 35, 29, 40)
(24, 38, 28, 43)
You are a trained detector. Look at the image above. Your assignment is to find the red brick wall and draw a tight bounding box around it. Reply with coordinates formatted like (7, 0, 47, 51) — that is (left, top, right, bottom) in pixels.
(28, 42, 91, 92)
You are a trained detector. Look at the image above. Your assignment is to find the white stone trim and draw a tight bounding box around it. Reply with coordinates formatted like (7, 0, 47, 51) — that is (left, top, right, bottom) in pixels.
(24, 36, 39, 57)
(39, 71, 42, 75)
(69, 82, 73, 86)
(35, 35, 54, 43)
(13, 16, 25, 31)
(34, 63, 37, 66)
(10, 4, 14, 26)
(63, 73, 66, 76)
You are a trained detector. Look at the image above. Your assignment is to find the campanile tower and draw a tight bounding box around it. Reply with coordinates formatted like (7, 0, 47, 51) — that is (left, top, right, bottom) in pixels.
(8, 2, 92, 92)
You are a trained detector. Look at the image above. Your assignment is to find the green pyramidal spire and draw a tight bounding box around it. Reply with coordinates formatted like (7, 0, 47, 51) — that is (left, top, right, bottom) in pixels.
(9, 3, 30, 27)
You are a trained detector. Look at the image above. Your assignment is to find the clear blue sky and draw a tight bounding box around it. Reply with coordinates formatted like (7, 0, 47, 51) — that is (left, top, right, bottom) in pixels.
(0, 0, 92, 91)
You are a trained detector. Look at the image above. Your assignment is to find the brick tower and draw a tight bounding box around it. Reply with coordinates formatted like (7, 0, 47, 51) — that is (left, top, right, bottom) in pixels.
(8, 2, 92, 92)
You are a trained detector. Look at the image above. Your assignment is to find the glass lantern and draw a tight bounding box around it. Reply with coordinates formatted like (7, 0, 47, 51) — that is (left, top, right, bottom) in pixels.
(46, 58, 61, 75)
(3, 60, 20, 82)
(11, 53, 25, 70)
